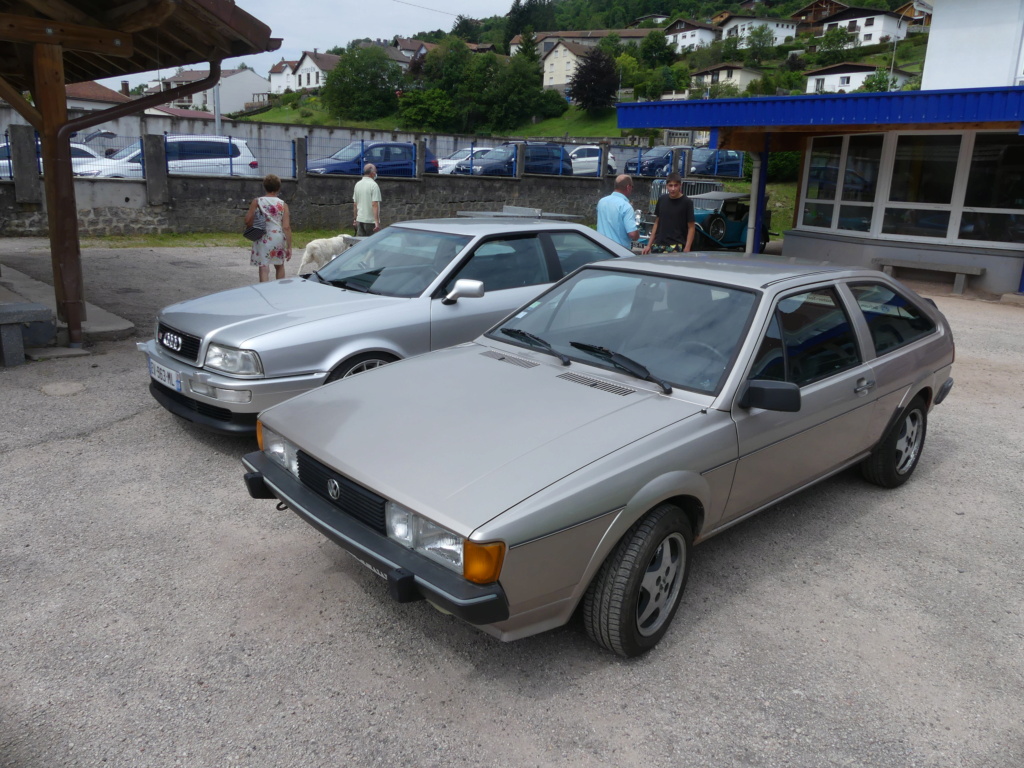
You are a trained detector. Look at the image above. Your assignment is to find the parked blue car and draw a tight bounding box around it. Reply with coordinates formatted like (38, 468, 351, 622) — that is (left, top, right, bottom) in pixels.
(623, 146, 690, 177)
(307, 141, 439, 177)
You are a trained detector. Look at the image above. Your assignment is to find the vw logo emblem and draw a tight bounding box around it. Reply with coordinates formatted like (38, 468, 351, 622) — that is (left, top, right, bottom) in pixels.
(161, 331, 182, 352)
(327, 478, 341, 500)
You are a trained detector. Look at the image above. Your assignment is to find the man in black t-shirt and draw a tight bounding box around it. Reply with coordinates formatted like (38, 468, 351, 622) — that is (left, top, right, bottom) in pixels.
(641, 172, 696, 254)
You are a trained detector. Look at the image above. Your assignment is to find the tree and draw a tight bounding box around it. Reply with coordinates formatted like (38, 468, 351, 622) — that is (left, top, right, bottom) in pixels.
(487, 52, 544, 131)
(568, 48, 618, 112)
(745, 25, 776, 65)
(639, 30, 675, 69)
(597, 32, 622, 59)
(321, 46, 402, 121)
(816, 27, 856, 66)
(517, 27, 540, 66)
(451, 14, 477, 41)
(398, 89, 458, 130)
(615, 53, 641, 89)
(857, 68, 899, 92)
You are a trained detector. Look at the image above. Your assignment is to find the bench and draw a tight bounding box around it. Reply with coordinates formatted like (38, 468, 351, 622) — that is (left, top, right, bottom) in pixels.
(873, 258, 985, 295)
(0, 302, 53, 366)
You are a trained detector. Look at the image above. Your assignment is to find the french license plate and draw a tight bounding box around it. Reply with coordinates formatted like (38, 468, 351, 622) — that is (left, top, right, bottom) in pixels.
(148, 357, 182, 392)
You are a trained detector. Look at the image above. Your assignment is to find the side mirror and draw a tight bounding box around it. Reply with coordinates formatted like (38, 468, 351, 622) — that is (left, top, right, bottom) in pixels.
(738, 380, 801, 412)
(442, 278, 484, 305)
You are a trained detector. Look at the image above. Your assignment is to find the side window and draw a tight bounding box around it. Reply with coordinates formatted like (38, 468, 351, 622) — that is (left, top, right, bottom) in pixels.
(367, 146, 387, 162)
(751, 287, 861, 387)
(546, 231, 617, 275)
(444, 236, 549, 292)
(849, 282, 936, 355)
(164, 142, 181, 162)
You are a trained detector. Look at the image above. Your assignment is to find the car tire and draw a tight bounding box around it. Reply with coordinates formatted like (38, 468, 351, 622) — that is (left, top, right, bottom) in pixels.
(583, 503, 692, 657)
(759, 226, 770, 253)
(707, 214, 727, 242)
(861, 395, 928, 488)
(326, 352, 398, 383)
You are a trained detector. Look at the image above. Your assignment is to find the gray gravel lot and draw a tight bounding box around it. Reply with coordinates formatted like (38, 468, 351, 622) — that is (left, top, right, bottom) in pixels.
(1, 239, 1022, 767)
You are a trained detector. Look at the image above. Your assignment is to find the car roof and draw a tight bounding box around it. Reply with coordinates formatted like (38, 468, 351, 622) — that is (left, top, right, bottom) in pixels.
(588, 253, 879, 291)
(691, 191, 750, 201)
(392, 217, 596, 236)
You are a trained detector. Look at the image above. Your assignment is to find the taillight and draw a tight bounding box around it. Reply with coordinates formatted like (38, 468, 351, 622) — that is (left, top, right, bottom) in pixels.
(249, 160, 258, 168)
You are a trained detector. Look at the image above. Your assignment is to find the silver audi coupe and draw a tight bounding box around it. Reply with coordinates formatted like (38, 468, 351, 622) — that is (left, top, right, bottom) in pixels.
(242, 255, 955, 657)
(139, 218, 629, 434)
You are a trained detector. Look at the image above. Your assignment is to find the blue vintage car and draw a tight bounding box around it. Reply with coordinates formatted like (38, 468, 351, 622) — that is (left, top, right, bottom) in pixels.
(692, 192, 771, 252)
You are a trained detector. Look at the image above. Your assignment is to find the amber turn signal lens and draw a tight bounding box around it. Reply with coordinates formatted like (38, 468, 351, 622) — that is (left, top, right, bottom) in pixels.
(256, 420, 264, 451)
(462, 540, 506, 584)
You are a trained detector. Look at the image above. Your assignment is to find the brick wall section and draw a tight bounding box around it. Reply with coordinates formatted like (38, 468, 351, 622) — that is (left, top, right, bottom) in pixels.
(0, 175, 655, 237)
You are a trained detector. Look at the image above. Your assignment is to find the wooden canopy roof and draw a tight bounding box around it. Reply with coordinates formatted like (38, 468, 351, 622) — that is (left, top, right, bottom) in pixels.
(0, 0, 280, 92)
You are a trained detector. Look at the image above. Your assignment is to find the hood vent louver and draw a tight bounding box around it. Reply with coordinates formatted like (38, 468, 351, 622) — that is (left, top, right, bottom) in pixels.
(481, 350, 539, 368)
(557, 372, 635, 396)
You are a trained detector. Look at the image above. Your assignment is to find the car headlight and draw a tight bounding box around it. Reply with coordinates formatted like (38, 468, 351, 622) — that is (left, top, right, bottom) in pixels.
(386, 501, 504, 584)
(204, 344, 262, 376)
(257, 422, 299, 477)
(472, 165, 485, 175)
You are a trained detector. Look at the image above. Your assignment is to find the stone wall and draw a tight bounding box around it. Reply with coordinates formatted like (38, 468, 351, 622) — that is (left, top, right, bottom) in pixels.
(1, 173, 654, 237)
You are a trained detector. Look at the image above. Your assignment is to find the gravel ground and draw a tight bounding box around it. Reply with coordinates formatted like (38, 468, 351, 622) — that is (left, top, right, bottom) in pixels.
(1, 239, 1022, 768)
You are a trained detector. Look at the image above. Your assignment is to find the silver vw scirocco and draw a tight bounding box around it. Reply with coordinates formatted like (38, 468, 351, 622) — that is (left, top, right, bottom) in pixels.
(243, 255, 955, 657)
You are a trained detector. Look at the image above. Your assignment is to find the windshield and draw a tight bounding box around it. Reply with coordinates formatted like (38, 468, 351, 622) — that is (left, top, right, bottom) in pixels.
(109, 144, 140, 161)
(481, 147, 513, 161)
(488, 268, 758, 395)
(691, 149, 713, 163)
(448, 149, 470, 160)
(316, 227, 472, 298)
(330, 143, 366, 161)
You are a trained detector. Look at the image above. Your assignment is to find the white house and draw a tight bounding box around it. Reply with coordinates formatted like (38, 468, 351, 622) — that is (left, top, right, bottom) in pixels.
(805, 62, 915, 93)
(293, 50, 340, 91)
(143, 68, 269, 113)
(268, 59, 298, 93)
(542, 40, 589, 94)
(690, 62, 763, 93)
(922, 0, 1024, 88)
(720, 16, 799, 47)
(509, 29, 651, 57)
(664, 18, 719, 52)
(819, 7, 910, 46)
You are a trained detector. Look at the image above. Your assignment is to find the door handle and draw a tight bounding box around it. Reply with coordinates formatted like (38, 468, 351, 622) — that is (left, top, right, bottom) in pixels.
(854, 379, 876, 396)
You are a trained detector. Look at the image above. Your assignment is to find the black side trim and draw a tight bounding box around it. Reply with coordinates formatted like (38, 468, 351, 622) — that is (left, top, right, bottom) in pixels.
(242, 451, 510, 625)
(934, 377, 954, 405)
(149, 381, 258, 436)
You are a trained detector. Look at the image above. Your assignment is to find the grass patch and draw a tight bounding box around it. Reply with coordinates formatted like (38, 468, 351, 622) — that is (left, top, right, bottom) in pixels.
(517, 106, 622, 138)
(240, 105, 402, 132)
(80, 229, 352, 250)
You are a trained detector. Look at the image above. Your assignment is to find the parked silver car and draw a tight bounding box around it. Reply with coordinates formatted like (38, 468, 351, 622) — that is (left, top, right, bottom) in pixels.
(75, 135, 259, 178)
(140, 218, 630, 434)
(243, 255, 955, 656)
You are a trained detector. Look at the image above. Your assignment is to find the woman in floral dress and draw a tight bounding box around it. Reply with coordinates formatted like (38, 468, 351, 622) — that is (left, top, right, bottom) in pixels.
(245, 173, 292, 282)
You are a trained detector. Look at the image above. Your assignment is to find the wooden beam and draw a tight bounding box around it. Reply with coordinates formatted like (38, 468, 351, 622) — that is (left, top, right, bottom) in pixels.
(0, 73, 42, 129)
(0, 13, 134, 57)
(21, 0, 99, 27)
(106, 0, 179, 33)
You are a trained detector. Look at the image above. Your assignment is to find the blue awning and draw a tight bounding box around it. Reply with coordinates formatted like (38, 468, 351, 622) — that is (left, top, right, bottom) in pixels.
(617, 86, 1024, 131)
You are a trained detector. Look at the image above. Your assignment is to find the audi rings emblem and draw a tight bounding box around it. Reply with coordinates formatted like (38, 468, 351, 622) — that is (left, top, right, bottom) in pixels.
(161, 331, 183, 352)
(327, 478, 341, 500)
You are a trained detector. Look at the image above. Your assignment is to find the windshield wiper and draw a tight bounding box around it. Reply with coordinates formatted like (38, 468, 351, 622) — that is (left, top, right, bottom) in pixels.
(569, 341, 672, 394)
(328, 269, 382, 293)
(500, 328, 570, 365)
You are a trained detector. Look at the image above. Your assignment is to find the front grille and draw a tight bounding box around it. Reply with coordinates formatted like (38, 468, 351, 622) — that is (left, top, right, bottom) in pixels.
(154, 382, 257, 424)
(297, 451, 387, 534)
(157, 322, 202, 363)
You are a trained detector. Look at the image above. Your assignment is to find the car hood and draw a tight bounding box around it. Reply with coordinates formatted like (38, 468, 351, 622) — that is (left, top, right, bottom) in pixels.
(159, 278, 405, 347)
(260, 342, 703, 535)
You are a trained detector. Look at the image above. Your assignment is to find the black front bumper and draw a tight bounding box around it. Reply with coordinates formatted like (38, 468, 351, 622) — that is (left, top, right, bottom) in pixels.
(242, 451, 509, 625)
(149, 381, 258, 436)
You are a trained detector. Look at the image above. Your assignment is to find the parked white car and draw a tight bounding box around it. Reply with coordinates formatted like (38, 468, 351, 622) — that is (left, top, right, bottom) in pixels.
(0, 141, 104, 179)
(438, 146, 494, 174)
(568, 145, 616, 176)
(74, 135, 260, 178)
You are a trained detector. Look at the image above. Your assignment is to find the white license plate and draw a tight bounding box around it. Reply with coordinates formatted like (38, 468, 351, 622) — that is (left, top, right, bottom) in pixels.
(148, 357, 182, 391)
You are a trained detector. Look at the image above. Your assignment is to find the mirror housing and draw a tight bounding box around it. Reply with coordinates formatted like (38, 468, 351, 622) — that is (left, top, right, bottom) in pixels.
(442, 278, 484, 305)
(738, 380, 801, 412)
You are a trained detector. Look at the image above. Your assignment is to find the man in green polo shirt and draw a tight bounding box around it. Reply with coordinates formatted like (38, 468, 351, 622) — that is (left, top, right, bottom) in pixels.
(353, 163, 382, 236)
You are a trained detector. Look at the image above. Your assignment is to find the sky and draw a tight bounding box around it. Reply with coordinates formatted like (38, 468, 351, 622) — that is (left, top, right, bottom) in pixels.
(99, 0, 512, 90)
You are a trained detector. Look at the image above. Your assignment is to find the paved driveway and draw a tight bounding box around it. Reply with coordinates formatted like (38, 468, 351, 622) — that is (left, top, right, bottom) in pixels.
(1, 239, 1022, 767)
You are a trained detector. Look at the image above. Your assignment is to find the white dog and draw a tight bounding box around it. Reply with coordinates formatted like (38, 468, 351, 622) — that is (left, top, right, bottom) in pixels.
(296, 233, 358, 274)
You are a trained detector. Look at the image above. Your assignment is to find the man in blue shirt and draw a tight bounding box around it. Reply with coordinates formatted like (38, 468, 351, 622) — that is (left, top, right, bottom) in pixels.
(596, 174, 639, 250)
